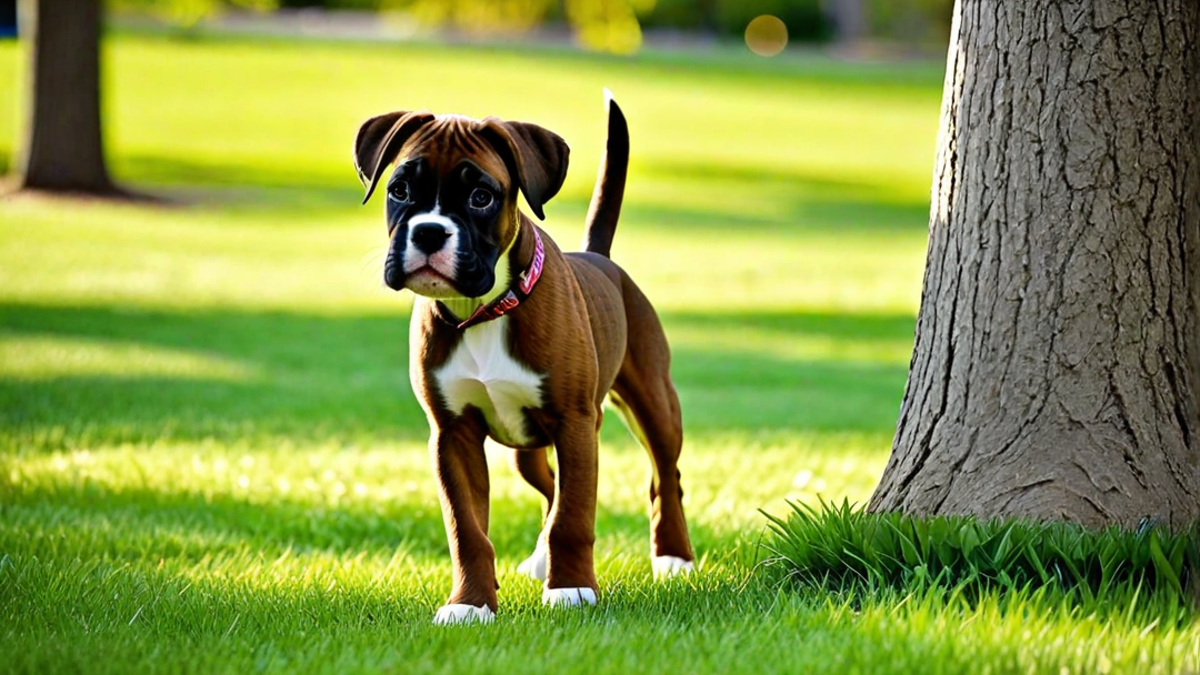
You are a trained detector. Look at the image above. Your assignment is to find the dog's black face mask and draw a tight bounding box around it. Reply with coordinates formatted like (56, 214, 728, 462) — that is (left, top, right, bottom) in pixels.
(382, 156, 506, 299)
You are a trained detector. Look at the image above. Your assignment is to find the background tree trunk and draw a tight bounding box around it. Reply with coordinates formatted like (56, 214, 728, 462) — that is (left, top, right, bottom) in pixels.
(869, 0, 1200, 527)
(827, 0, 867, 48)
(15, 0, 115, 194)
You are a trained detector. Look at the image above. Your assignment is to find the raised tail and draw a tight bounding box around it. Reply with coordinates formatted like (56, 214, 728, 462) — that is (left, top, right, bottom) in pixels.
(582, 89, 629, 258)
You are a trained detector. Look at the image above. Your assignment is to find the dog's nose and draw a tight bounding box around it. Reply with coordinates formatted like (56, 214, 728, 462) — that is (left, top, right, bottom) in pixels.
(410, 224, 451, 254)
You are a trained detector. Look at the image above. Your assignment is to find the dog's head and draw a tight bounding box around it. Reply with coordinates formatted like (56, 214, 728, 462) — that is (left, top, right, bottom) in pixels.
(354, 111, 568, 299)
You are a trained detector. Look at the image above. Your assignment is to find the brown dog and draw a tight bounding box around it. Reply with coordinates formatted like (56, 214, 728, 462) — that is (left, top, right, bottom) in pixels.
(354, 93, 694, 623)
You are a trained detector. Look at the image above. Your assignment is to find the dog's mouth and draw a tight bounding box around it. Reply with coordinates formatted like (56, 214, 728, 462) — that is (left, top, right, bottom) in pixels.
(384, 246, 495, 299)
(408, 266, 453, 283)
(385, 248, 456, 294)
(402, 266, 463, 298)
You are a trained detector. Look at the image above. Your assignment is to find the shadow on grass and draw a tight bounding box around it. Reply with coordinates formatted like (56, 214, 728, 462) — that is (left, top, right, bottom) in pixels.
(111, 153, 364, 213)
(15, 151, 930, 236)
(3, 478, 449, 561)
(636, 160, 930, 233)
(1, 302, 425, 449)
(665, 308, 915, 347)
(2, 465, 733, 574)
(664, 308, 912, 434)
(2, 301, 912, 449)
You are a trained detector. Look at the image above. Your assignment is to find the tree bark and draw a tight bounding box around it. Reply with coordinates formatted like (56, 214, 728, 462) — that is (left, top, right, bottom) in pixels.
(869, 0, 1200, 527)
(14, 0, 115, 194)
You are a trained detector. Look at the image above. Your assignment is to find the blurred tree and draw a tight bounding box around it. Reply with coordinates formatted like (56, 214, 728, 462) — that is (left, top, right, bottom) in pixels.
(826, 0, 865, 48)
(712, 0, 828, 43)
(401, 0, 553, 35)
(9, 0, 277, 195)
(13, 0, 115, 194)
(110, 0, 278, 34)
(0, 0, 16, 37)
(870, 0, 1200, 527)
(565, 0, 653, 54)
(863, 0, 952, 48)
(394, 0, 656, 54)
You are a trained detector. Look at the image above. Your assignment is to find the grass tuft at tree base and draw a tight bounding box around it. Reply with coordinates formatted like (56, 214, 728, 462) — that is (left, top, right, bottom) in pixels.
(764, 499, 1200, 604)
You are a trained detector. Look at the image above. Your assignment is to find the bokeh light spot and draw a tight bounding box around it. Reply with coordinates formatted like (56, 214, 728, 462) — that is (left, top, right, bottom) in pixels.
(745, 15, 788, 57)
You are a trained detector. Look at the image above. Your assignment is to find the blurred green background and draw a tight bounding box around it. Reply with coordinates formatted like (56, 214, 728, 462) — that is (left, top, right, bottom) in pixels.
(101, 0, 954, 51)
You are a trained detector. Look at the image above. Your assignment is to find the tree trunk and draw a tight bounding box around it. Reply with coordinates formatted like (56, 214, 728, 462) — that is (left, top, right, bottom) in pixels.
(827, 0, 867, 47)
(14, 0, 115, 194)
(869, 0, 1200, 528)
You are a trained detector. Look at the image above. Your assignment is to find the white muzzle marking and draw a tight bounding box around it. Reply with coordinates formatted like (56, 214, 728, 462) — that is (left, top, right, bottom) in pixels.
(403, 211, 461, 296)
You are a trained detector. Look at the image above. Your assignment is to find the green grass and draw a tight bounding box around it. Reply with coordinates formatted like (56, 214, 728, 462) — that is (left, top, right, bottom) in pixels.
(2, 32, 1197, 674)
(767, 500, 1200, 600)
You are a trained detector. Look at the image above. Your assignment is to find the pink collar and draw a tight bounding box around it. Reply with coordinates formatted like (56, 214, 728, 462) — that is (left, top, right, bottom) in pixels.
(440, 227, 545, 330)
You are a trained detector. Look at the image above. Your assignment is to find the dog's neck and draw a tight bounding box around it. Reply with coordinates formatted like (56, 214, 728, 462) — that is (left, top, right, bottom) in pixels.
(439, 217, 535, 321)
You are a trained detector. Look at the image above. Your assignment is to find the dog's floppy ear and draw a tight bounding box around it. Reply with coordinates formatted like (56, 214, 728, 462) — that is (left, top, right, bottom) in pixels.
(354, 110, 435, 204)
(481, 119, 569, 220)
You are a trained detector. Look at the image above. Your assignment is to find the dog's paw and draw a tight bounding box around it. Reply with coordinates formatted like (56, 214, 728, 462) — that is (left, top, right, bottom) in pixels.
(652, 555, 694, 579)
(516, 542, 549, 581)
(432, 603, 495, 625)
(542, 587, 598, 607)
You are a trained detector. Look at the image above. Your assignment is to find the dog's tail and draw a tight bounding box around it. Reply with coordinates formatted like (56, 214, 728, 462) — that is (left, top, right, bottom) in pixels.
(581, 89, 629, 259)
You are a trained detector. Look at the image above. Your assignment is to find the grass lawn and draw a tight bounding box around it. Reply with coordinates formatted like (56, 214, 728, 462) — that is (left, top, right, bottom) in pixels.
(1, 31, 1197, 674)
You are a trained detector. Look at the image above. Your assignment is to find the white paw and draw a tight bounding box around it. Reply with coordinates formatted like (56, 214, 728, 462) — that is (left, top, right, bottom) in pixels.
(516, 542, 549, 581)
(652, 555, 694, 579)
(542, 586, 598, 607)
(432, 603, 495, 625)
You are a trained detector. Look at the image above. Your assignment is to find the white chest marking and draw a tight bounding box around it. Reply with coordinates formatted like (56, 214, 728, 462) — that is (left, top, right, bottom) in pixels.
(434, 316, 544, 446)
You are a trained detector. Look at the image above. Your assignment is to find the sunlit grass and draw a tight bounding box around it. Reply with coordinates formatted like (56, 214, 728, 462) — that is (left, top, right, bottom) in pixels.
(2, 31, 1195, 675)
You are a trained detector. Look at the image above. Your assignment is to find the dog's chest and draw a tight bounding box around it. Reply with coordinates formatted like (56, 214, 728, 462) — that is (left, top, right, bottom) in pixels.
(433, 316, 544, 446)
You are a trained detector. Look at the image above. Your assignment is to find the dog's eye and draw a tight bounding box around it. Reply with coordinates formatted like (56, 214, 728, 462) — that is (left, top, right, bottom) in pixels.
(388, 180, 411, 203)
(468, 188, 494, 210)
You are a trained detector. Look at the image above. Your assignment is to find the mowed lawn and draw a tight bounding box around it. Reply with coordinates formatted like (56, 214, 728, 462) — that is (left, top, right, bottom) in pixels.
(1, 33, 1196, 674)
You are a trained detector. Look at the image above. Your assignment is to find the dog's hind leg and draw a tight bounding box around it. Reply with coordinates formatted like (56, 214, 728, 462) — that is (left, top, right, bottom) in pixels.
(511, 448, 554, 580)
(511, 446, 555, 503)
(609, 381, 695, 577)
(609, 278, 695, 577)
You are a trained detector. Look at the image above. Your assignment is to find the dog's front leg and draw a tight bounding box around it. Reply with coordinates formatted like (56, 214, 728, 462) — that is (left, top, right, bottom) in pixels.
(430, 417, 497, 624)
(542, 411, 600, 606)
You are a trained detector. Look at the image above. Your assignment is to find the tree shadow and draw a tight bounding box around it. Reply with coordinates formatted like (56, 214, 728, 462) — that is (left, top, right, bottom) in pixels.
(4, 480, 447, 560)
(4, 149, 930, 237)
(665, 307, 915, 345)
(3, 465, 732, 571)
(663, 308, 913, 434)
(2, 301, 912, 448)
(629, 159, 931, 236)
(110, 153, 364, 211)
(2, 300, 906, 619)
(1, 301, 425, 449)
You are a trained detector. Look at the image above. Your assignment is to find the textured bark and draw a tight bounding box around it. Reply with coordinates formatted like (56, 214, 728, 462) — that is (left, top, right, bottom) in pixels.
(869, 0, 1200, 527)
(14, 0, 115, 194)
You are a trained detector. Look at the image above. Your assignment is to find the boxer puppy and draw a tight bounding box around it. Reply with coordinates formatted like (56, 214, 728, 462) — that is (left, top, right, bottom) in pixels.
(354, 93, 694, 624)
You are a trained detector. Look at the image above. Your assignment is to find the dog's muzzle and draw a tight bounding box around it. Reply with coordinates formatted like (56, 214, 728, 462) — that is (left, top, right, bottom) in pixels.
(385, 213, 466, 295)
